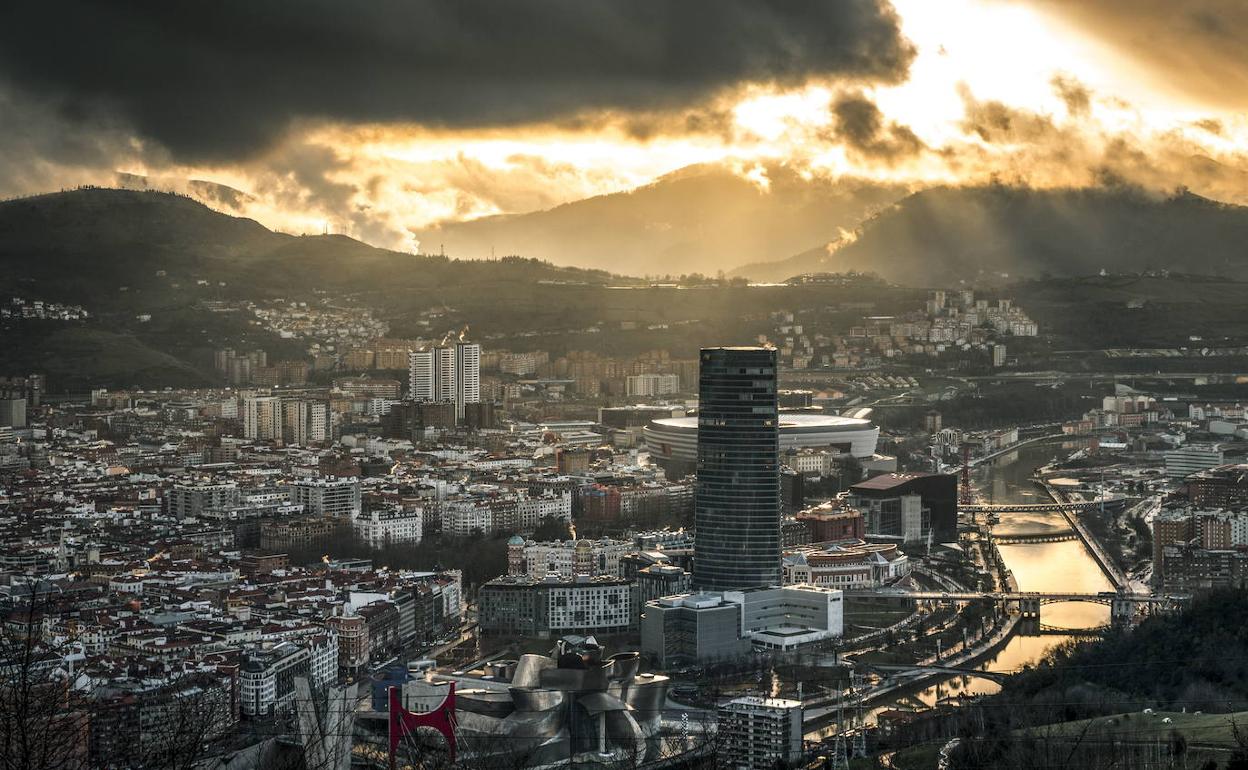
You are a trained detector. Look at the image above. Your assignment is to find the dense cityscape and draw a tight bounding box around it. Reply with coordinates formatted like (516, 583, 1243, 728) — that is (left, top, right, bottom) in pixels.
(10, 2, 1248, 769)
(5, 274, 1248, 768)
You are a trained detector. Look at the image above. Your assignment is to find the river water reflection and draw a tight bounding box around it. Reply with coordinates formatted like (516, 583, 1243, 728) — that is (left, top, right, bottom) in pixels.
(855, 438, 1112, 720)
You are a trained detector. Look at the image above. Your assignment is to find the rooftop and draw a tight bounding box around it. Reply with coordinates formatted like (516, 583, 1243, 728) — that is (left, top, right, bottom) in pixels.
(851, 471, 946, 491)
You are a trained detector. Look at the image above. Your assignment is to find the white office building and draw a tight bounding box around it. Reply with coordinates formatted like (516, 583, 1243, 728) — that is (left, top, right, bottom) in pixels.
(722, 584, 844, 651)
(1165, 444, 1225, 480)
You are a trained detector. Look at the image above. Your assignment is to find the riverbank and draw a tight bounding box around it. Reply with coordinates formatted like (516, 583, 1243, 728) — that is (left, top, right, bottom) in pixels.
(1035, 476, 1134, 591)
(807, 437, 1122, 739)
(804, 611, 1021, 735)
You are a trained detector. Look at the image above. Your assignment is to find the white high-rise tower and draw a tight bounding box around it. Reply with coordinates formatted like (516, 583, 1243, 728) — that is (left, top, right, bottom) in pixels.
(408, 340, 481, 421)
(408, 350, 436, 401)
(455, 341, 481, 419)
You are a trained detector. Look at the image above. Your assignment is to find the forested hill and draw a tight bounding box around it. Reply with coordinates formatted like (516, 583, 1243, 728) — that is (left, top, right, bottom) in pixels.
(736, 185, 1248, 285)
(0, 187, 617, 308)
(936, 589, 1248, 768)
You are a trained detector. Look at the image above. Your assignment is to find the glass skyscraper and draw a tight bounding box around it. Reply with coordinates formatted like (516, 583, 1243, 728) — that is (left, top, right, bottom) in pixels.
(692, 346, 781, 591)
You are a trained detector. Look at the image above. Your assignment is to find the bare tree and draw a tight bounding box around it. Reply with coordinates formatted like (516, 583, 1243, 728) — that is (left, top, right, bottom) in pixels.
(0, 589, 89, 770)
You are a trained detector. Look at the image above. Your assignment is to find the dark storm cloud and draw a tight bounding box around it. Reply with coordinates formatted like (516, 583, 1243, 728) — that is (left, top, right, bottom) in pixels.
(1033, 1, 1248, 110)
(0, 0, 915, 163)
(0, 84, 150, 196)
(827, 92, 924, 162)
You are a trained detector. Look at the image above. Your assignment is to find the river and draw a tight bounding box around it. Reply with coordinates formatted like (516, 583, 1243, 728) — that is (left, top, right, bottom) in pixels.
(812, 438, 1112, 732)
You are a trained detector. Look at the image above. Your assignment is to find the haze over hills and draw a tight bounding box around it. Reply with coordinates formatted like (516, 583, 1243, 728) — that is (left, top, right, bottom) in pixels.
(0, 187, 618, 388)
(734, 185, 1248, 285)
(414, 165, 908, 276)
(0, 188, 614, 308)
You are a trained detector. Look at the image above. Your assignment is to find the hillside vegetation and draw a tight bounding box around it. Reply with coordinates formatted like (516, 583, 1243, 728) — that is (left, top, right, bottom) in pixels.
(737, 185, 1248, 285)
(0, 188, 616, 309)
(904, 590, 1248, 769)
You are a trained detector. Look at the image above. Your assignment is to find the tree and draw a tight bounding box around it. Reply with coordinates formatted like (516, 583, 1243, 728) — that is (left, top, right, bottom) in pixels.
(532, 516, 572, 542)
(0, 589, 89, 770)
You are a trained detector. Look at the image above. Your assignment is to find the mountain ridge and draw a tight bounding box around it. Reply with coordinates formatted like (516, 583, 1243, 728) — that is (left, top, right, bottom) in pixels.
(413, 165, 908, 276)
(734, 184, 1248, 285)
(0, 187, 618, 307)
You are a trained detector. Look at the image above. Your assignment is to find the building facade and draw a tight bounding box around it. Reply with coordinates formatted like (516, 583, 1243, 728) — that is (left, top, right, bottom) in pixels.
(408, 341, 481, 421)
(1165, 445, 1226, 480)
(478, 575, 634, 637)
(847, 472, 958, 545)
(716, 696, 804, 770)
(293, 477, 362, 518)
(353, 507, 423, 547)
(693, 347, 781, 591)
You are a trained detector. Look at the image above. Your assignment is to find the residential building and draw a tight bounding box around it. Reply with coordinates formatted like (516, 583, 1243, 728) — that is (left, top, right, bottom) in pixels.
(327, 613, 369, 676)
(280, 398, 329, 446)
(717, 696, 804, 770)
(240, 641, 312, 717)
(626, 373, 681, 397)
(293, 477, 362, 517)
(1188, 464, 1248, 508)
(0, 398, 26, 428)
(353, 507, 423, 547)
(242, 395, 282, 441)
(408, 340, 481, 421)
(167, 482, 241, 520)
(260, 517, 335, 550)
(478, 575, 634, 637)
(507, 536, 633, 580)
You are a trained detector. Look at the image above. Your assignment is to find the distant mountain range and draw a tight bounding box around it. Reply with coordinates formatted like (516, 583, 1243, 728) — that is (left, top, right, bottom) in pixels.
(0, 188, 616, 389)
(413, 164, 908, 276)
(5, 181, 1248, 388)
(734, 185, 1248, 284)
(0, 187, 612, 309)
(6, 181, 1248, 303)
(415, 166, 1248, 284)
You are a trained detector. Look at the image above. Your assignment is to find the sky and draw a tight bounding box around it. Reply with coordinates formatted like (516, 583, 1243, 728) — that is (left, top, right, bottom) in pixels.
(2, 0, 1248, 252)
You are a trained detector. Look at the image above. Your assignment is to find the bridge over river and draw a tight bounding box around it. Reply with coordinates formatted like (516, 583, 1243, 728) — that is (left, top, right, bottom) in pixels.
(960, 497, 1127, 514)
(844, 588, 1186, 624)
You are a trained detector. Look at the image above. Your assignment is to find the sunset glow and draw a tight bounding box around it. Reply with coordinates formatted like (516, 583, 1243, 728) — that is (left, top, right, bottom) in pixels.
(3, 1, 1248, 252)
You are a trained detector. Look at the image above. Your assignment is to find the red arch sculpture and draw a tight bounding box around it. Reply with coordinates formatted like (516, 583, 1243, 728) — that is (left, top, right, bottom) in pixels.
(388, 682, 458, 768)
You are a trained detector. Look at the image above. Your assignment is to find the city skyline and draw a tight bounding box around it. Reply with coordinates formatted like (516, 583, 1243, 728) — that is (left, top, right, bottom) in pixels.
(3, 3, 1248, 768)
